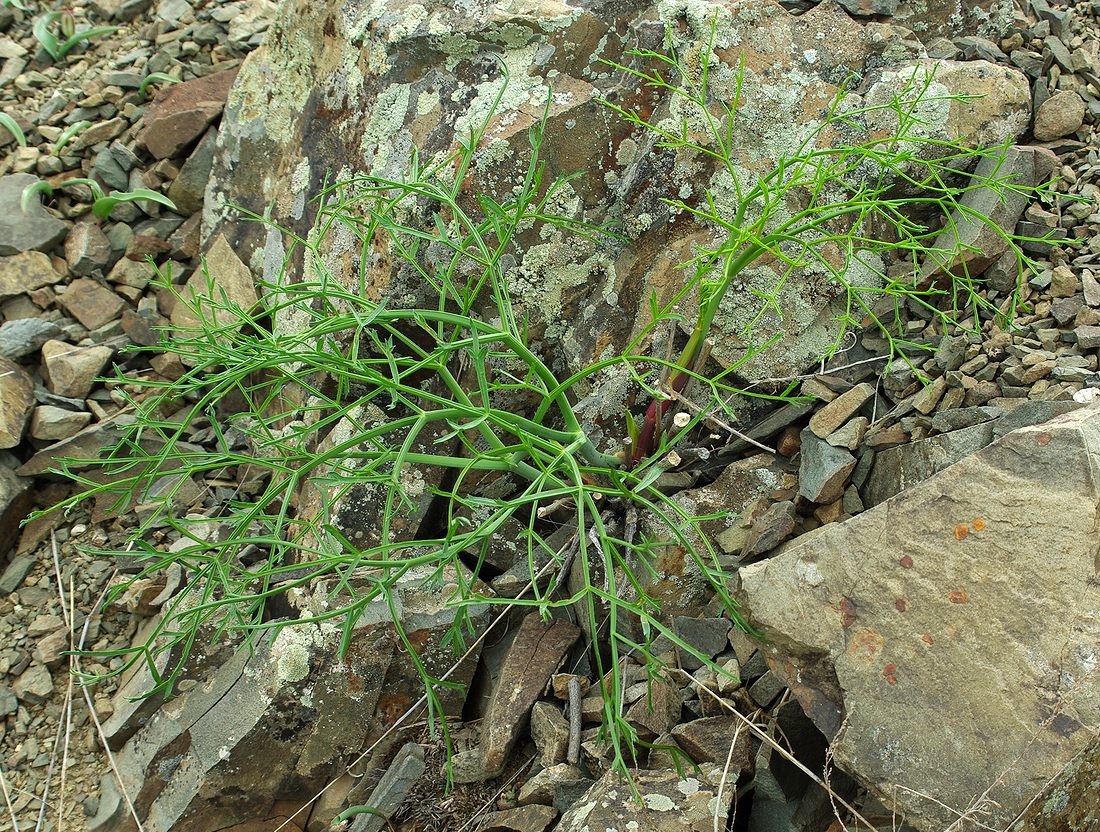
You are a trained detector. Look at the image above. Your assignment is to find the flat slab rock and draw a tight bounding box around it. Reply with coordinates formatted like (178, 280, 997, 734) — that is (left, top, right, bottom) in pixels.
(738, 405, 1100, 831)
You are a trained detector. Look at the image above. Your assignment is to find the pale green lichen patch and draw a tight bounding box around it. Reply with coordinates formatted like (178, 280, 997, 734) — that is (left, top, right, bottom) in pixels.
(361, 84, 414, 173)
(271, 624, 323, 684)
(641, 792, 676, 811)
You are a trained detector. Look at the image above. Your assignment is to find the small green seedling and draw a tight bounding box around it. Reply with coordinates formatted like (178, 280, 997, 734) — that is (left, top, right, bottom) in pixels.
(22, 177, 177, 219)
(139, 72, 181, 99)
(32, 11, 117, 62)
(0, 113, 27, 147)
(52, 120, 90, 156)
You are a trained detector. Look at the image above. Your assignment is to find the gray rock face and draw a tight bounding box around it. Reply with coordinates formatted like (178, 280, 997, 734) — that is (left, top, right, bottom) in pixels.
(0, 174, 69, 255)
(739, 405, 1100, 831)
(203, 0, 1031, 388)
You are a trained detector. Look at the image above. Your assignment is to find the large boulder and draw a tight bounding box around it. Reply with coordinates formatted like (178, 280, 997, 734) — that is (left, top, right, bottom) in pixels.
(737, 405, 1100, 830)
(201, 0, 1031, 402)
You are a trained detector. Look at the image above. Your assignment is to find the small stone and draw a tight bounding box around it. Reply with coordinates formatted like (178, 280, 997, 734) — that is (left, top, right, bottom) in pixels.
(58, 278, 126, 330)
(740, 500, 798, 559)
(171, 233, 258, 333)
(0, 174, 69, 255)
(70, 118, 129, 153)
(41, 339, 114, 398)
(1083, 272, 1100, 308)
(138, 69, 238, 160)
(747, 670, 786, 708)
(0, 250, 63, 299)
(13, 663, 52, 705)
(0, 687, 16, 716)
(167, 126, 217, 215)
(64, 223, 112, 277)
(799, 428, 857, 503)
(530, 702, 569, 767)
(674, 616, 732, 670)
(30, 405, 92, 441)
(1075, 326, 1100, 350)
(344, 742, 425, 832)
(1033, 90, 1085, 141)
(912, 375, 948, 414)
(671, 716, 754, 769)
(517, 764, 586, 807)
(0, 317, 62, 359)
(1049, 265, 1079, 299)
(826, 416, 869, 450)
(0, 553, 34, 594)
(808, 382, 875, 438)
(475, 805, 558, 832)
(624, 676, 681, 739)
(0, 357, 33, 448)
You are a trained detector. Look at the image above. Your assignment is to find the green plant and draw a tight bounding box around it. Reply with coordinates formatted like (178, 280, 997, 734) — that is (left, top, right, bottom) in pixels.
(22, 177, 176, 219)
(32, 11, 117, 62)
(44, 24, 1058, 786)
(51, 119, 90, 156)
(139, 71, 180, 99)
(0, 113, 27, 147)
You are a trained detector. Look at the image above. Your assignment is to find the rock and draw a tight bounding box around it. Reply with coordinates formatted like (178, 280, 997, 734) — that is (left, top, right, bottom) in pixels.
(206, 0, 1028, 387)
(798, 429, 856, 504)
(30, 405, 92, 441)
(740, 499, 798, 559)
(808, 382, 875, 438)
(920, 145, 1041, 283)
(670, 716, 753, 770)
(1074, 325, 1100, 349)
(58, 278, 126, 330)
(16, 416, 137, 476)
(1049, 264, 1080, 299)
(171, 232, 258, 332)
(624, 676, 682, 739)
(0, 318, 61, 359)
(517, 764, 587, 806)
(673, 616, 732, 670)
(138, 69, 238, 160)
(0, 466, 32, 559)
(554, 768, 734, 832)
(0, 174, 69, 255)
(0, 552, 34, 593)
(1012, 732, 1100, 832)
(0, 356, 33, 447)
(0, 250, 63, 298)
(825, 416, 868, 450)
(862, 421, 994, 507)
(41, 339, 114, 398)
(739, 406, 1100, 831)
(0, 687, 17, 716)
(480, 615, 581, 777)
(344, 743, 426, 832)
(530, 702, 570, 767)
(1033, 90, 1086, 141)
(167, 127, 218, 215)
(1082, 271, 1100, 307)
(13, 663, 53, 705)
(930, 405, 1002, 433)
(92, 622, 394, 832)
(64, 222, 112, 277)
(477, 805, 558, 832)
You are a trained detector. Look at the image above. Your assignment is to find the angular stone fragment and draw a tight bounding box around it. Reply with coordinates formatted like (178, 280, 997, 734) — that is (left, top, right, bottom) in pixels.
(167, 127, 218, 214)
(41, 339, 114, 398)
(808, 382, 875, 438)
(171, 232, 258, 332)
(798, 429, 856, 504)
(0, 466, 32, 559)
(59, 278, 127, 330)
(670, 716, 753, 770)
(739, 406, 1100, 831)
(64, 222, 112, 277)
(345, 743, 426, 832)
(0, 357, 33, 448)
(30, 405, 93, 441)
(530, 701, 569, 767)
(0, 250, 63, 299)
(475, 805, 557, 832)
(480, 615, 581, 777)
(138, 69, 238, 160)
(919, 145, 1041, 283)
(1012, 732, 1100, 832)
(0, 174, 69, 255)
(13, 663, 53, 704)
(624, 676, 682, 739)
(0, 317, 62, 360)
